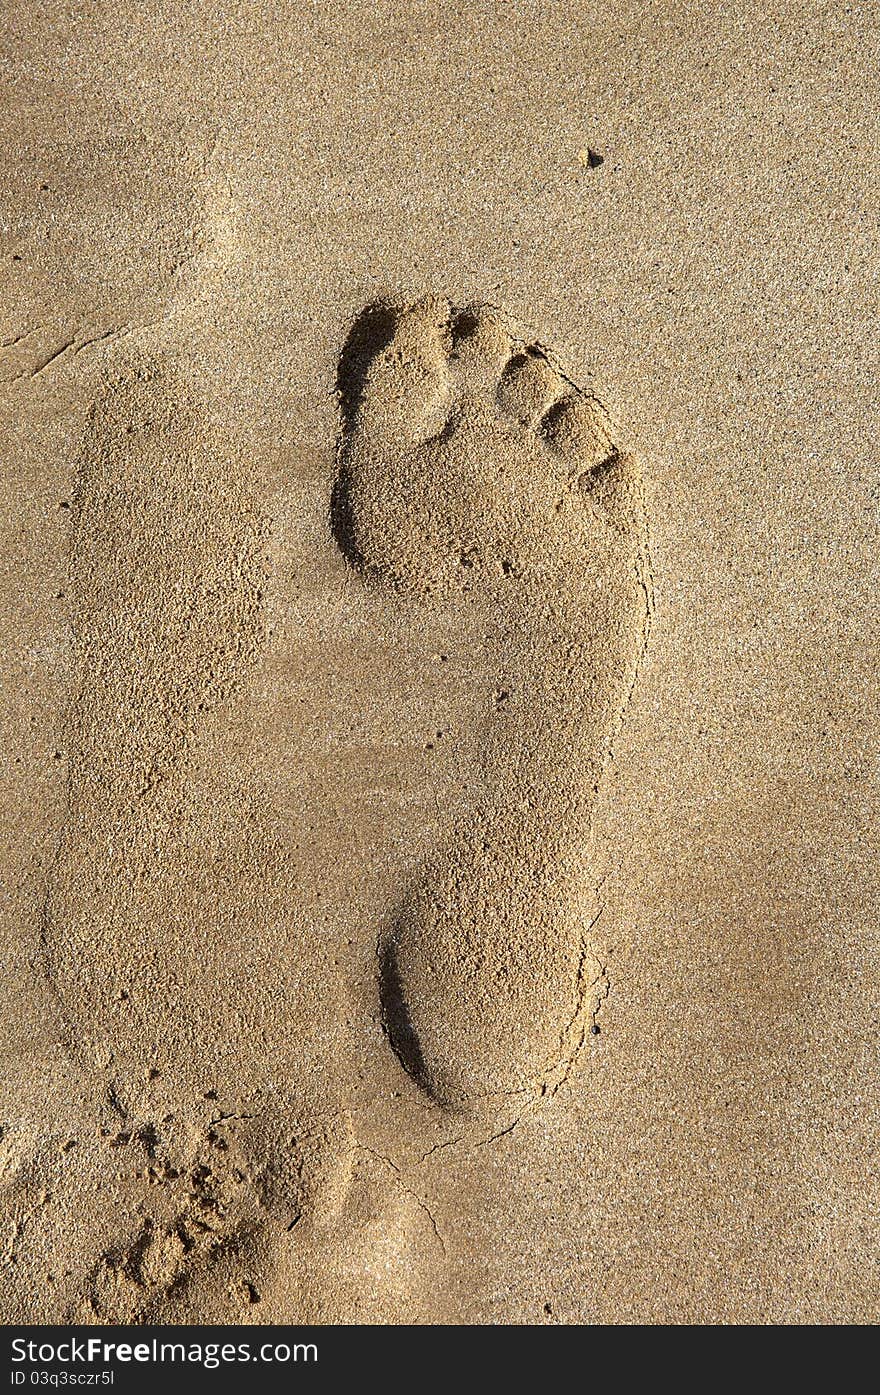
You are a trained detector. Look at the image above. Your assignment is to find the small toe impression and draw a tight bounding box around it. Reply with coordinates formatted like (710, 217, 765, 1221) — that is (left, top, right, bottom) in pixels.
(579, 452, 644, 535)
(497, 349, 563, 425)
(542, 393, 615, 473)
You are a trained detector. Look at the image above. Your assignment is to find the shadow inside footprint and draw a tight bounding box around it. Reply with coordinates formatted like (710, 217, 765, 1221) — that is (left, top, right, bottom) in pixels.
(378, 937, 434, 1100)
(336, 301, 398, 433)
(329, 467, 361, 571)
(332, 302, 398, 569)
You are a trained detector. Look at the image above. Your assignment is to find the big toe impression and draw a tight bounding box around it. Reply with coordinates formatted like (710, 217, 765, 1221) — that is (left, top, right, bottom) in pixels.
(351, 295, 452, 449)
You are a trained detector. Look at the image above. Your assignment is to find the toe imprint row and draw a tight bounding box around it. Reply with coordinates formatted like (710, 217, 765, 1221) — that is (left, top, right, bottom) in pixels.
(334, 296, 643, 598)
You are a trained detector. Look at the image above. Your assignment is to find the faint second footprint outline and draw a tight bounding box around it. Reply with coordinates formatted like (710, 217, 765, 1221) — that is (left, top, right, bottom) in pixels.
(41, 353, 268, 1076)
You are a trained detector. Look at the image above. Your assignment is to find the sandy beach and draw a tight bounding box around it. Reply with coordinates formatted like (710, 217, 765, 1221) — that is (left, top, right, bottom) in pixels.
(1, 0, 878, 1323)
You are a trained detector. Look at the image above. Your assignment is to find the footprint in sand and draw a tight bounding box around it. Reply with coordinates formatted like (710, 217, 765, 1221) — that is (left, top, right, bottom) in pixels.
(334, 295, 652, 1108)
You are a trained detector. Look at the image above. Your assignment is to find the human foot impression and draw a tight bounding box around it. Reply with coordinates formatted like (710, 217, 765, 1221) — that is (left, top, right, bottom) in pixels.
(334, 296, 651, 1108)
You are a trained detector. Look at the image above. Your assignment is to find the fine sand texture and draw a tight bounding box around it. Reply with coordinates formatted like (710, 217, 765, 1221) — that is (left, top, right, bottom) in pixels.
(2, 1, 879, 1323)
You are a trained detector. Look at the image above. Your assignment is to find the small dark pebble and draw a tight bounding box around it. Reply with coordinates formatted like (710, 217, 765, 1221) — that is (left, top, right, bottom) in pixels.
(587, 148, 604, 169)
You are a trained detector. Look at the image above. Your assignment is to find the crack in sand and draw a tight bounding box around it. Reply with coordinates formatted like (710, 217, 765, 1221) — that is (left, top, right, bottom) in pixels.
(2, 320, 162, 385)
(350, 1143, 447, 1255)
